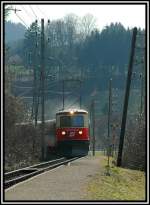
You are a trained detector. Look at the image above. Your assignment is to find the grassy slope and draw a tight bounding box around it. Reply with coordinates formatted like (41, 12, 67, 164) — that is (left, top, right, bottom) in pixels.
(86, 156, 145, 201)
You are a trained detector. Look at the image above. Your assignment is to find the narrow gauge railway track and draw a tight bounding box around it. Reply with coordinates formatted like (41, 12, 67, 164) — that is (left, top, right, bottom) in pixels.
(5, 157, 80, 189)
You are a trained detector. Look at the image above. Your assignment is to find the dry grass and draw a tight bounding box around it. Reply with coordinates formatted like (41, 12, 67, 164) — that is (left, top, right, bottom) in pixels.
(86, 156, 146, 201)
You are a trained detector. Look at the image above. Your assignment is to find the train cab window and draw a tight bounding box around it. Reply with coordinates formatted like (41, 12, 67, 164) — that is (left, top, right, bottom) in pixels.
(72, 116, 84, 127)
(60, 115, 84, 127)
(60, 116, 71, 127)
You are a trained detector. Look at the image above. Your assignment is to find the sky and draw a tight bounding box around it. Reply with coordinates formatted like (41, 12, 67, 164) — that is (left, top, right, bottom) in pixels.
(7, 4, 146, 30)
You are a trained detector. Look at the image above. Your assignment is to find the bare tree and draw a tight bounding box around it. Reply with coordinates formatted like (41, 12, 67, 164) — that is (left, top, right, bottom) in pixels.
(80, 13, 97, 39)
(64, 14, 78, 47)
(4, 5, 12, 21)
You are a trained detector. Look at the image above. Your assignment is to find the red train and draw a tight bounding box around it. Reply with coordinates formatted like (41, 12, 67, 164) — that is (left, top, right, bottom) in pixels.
(55, 109, 90, 156)
(15, 109, 90, 158)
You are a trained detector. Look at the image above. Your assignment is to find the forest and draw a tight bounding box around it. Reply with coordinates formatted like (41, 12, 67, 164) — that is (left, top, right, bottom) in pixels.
(6, 15, 144, 112)
(5, 13, 145, 171)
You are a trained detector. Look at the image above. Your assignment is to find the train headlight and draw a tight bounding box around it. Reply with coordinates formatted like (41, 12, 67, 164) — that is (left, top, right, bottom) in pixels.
(70, 110, 74, 115)
(79, 130, 82, 135)
(62, 131, 66, 135)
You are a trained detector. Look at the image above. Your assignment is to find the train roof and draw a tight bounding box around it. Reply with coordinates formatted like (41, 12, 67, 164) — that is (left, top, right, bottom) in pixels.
(56, 109, 88, 115)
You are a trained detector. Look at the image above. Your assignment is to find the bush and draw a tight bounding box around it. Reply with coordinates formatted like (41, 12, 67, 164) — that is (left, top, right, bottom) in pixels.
(5, 90, 26, 128)
(122, 116, 145, 171)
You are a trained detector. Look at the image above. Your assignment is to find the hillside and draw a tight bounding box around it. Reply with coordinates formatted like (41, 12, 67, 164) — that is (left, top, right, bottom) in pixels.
(5, 21, 26, 43)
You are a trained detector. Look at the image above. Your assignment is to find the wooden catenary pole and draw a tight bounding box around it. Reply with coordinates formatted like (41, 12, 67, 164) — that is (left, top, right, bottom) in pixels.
(117, 27, 137, 166)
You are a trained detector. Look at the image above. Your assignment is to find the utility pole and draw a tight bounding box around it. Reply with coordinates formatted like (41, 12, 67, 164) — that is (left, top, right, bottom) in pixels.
(40, 19, 45, 161)
(91, 99, 95, 156)
(111, 123, 119, 157)
(62, 80, 65, 110)
(140, 59, 145, 116)
(34, 20, 38, 126)
(140, 72, 143, 116)
(31, 20, 38, 152)
(79, 80, 82, 109)
(117, 27, 137, 167)
(107, 79, 112, 166)
(31, 20, 38, 126)
(5, 8, 21, 12)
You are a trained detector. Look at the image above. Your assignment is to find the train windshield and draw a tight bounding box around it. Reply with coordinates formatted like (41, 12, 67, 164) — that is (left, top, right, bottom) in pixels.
(60, 115, 84, 127)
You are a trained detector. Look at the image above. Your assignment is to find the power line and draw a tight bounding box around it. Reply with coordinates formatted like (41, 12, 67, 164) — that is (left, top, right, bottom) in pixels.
(36, 5, 48, 19)
(137, 33, 145, 37)
(135, 46, 145, 51)
(17, 89, 33, 97)
(15, 12, 28, 29)
(67, 96, 80, 109)
(5, 7, 21, 12)
(12, 85, 33, 89)
(21, 5, 35, 20)
(44, 90, 72, 94)
(29, 5, 37, 19)
(8, 6, 28, 28)
(35, 5, 44, 16)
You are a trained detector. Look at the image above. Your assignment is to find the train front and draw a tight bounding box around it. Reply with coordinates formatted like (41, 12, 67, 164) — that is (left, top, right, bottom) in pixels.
(56, 109, 90, 156)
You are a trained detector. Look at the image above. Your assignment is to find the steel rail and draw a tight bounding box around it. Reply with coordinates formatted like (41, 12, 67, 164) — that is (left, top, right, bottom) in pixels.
(4, 157, 80, 189)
